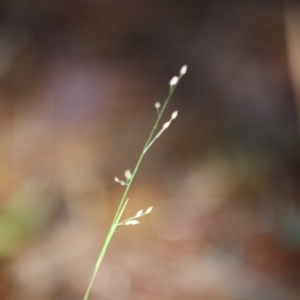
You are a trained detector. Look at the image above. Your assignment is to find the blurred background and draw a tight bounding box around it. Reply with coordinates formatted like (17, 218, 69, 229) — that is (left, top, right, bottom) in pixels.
(0, 0, 299, 299)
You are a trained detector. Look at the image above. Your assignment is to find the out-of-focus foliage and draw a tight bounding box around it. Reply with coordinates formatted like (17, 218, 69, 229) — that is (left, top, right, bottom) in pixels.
(0, 182, 56, 257)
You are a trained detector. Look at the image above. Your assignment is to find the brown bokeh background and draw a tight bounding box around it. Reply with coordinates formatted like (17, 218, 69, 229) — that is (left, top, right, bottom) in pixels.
(0, 0, 300, 299)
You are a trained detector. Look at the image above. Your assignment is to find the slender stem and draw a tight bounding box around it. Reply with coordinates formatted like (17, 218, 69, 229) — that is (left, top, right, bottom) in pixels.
(83, 226, 115, 300)
(83, 199, 129, 300)
(112, 82, 180, 225)
(83, 74, 183, 300)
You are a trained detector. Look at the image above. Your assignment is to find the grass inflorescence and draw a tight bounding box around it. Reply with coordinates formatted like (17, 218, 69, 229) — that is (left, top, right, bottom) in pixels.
(83, 65, 187, 300)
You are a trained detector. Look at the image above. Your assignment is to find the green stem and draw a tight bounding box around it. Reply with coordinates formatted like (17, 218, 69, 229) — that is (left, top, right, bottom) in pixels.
(83, 75, 183, 300)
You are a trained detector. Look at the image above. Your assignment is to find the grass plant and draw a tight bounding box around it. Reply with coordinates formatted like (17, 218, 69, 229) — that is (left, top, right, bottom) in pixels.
(83, 65, 187, 300)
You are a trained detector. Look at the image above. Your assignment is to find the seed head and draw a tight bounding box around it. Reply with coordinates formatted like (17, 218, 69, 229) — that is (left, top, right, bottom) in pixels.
(136, 209, 143, 217)
(170, 76, 179, 87)
(145, 206, 153, 214)
(171, 111, 178, 119)
(162, 121, 171, 130)
(180, 65, 187, 75)
(125, 220, 140, 225)
(125, 169, 132, 180)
